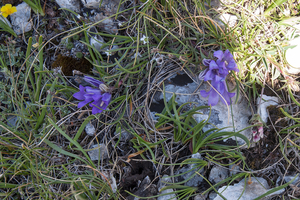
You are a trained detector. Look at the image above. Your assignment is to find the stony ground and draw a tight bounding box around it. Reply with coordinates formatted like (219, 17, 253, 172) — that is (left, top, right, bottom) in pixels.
(1, 0, 300, 199)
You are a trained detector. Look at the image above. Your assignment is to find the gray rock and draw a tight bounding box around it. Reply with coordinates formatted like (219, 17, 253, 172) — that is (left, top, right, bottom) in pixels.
(214, 177, 285, 200)
(89, 27, 105, 51)
(85, 122, 96, 136)
(257, 95, 279, 123)
(88, 144, 108, 160)
(209, 192, 217, 200)
(93, 13, 118, 34)
(7, 115, 19, 127)
(157, 175, 177, 200)
(285, 36, 300, 74)
(10, 2, 32, 35)
(208, 165, 229, 184)
(229, 162, 240, 176)
(114, 129, 133, 142)
(175, 153, 204, 187)
(194, 194, 206, 200)
(55, 0, 81, 12)
(283, 175, 300, 185)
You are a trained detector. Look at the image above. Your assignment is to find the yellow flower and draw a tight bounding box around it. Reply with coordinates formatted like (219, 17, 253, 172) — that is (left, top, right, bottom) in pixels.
(1, 4, 17, 18)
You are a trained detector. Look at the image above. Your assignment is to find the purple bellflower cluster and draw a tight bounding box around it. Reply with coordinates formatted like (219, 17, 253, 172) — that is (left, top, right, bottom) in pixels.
(199, 49, 239, 106)
(73, 76, 111, 114)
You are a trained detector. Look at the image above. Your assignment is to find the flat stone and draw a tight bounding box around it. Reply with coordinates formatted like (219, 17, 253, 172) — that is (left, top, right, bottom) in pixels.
(88, 144, 108, 160)
(285, 37, 300, 74)
(257, 95, 279, 123)
(55, 0, 81, 12)
(10, 2, 32, 35)
(208, 165, 229, 184)
(214, 177, 285, 200)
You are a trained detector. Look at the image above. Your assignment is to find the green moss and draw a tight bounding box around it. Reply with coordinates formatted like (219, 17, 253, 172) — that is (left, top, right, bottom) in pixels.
(52, 55, 92, 76)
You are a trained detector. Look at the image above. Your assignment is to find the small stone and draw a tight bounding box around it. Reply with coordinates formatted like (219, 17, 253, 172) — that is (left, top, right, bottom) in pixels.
(214, 177, 285, 200)
(88, 144, 108, 161)
(93, 13, 118, 34)
(283, 175, 300, 185)
(194, 194, 206, 200)
(208, 165, 229, 184)
(257, 95, 279, 123)
(285, 37, 300, 74)
(114, 129, 133, 142)
(55, 0, 81, 12)
(85, 122, 95, 136)
(157, 175, 177, 200)
(175, 153, 204, 187)
(10, 2, 32, 35)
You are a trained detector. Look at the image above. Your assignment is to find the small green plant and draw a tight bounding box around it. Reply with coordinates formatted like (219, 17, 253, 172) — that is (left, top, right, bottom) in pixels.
(73, 34, 80, 40)
(75, 52, 83, 59)
(0, 16, 16, 37)
(66, 42, 74, 50)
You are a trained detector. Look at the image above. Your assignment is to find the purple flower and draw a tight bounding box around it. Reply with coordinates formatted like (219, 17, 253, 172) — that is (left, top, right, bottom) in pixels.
(199, 49, 238, 106)
(73, 76, 111, 114)
(213, 49, 239, 72)
(200, 75, 235, 106)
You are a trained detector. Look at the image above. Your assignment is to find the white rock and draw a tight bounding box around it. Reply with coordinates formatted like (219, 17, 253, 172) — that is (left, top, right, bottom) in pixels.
(214, 177, 285, 200)
(55, 0, 81, 12)
(208, 165, 229, 184)
(257, 95, 279, 123)
(10, 2, 32, 35)
(157, 175, 177, 200)
(285, 37, 300, 74)
(215, 14, 238, 29)
(85, 122, 95, 136)
(88, 144, 108, 160)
